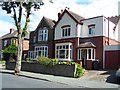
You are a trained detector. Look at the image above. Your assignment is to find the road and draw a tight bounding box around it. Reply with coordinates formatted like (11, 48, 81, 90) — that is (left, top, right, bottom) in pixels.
(1, 73, 80, 89)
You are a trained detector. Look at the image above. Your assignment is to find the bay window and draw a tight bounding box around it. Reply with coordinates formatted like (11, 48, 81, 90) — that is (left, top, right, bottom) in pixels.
(55, 43, 72, 61)
(78, 48, 95, 60)
(29, 46, 48, 60)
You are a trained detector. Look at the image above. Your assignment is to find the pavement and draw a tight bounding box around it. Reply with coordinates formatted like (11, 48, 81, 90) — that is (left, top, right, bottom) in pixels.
(0, 64, 120, 89)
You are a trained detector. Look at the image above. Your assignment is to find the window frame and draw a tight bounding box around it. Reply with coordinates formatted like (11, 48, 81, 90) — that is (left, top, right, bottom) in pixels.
(61, 25, 71, 37)
(88, 24, 95, 35)
(38, 28, 48, 41)
(77, 48, 95, 61)
(55, 43, 72, 61)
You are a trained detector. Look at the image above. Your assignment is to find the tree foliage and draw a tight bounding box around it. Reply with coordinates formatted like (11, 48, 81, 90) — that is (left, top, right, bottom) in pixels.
(3, 44, 17, 57)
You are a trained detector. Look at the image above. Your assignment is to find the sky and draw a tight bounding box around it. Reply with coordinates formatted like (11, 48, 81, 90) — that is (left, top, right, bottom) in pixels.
(0, 0, 120, 37)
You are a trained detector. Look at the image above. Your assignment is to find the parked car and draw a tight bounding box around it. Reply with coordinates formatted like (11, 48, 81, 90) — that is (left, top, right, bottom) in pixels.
(116, 68, 120, 81)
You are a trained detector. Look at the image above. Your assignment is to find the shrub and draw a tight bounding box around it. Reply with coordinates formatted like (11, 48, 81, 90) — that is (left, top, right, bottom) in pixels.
(75, 63, 85, 78)
(48, 58, 59, 66)
(37, 56, 51, 65)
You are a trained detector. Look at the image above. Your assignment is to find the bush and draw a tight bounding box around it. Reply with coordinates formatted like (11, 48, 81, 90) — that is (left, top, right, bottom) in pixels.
(75, 63, 85, 78)
(36, 57, 85, 78)
(48, 58, 59, 66)
(37, 56, 51, 65)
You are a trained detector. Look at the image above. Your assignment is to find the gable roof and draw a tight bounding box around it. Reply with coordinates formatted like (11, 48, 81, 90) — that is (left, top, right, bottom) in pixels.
(109, 16, 120, 25)
(109, 16, 120, 31)
(54, 9, 85, 28)
(78, 42, 96, 48)
(2, 30, 17, 39)
(35, 16, 55, 31)
(2, 30, 30, 39)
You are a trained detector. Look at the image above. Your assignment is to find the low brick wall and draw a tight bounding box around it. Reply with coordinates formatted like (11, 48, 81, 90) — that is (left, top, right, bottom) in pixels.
(6, 62, 77, 77)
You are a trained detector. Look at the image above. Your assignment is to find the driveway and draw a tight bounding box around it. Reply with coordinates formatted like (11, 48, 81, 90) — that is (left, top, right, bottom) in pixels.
(79, 69, 119, 84)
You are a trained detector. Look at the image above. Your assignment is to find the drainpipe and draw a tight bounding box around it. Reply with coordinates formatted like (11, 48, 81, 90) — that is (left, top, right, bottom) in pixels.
(108, 17, 110, 45)
(76, 23, 79, 46)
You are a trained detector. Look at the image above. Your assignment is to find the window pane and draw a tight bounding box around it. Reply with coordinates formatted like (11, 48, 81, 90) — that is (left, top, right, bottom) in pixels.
(57, 46, 59, 49)
(66, 45, 69, 49)
(66, 50, 68, 58)
(65, 29, 67, 36)
(60, 46, 62, 49)
(70, 50, 72, 59)
(88, 49, 91, 59)
(60, 50, 65, 58)
(63, 45, 65, 49)
(56, 50, 58, 58)
(93, 49, 94, 59)
(62, 29, 64, 36)
(89, 28, 92, 34)
(68, 28, 70, 36)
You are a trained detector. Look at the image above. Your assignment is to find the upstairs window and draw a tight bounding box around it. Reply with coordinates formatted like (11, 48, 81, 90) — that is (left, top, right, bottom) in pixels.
(61, 25, 71, 37)
(4, 40, 7, 47)
(88, 24, 95, 35)
(33, 36, 36, 43)
(38, 28, 48, 41)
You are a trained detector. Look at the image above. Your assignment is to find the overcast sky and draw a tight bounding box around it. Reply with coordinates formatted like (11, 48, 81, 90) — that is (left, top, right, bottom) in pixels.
(0, 0, 120, 37)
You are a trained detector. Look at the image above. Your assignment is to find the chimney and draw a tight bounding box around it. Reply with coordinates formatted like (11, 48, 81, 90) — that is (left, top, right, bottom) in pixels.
(10, 28, 14, 34)
(58, 9, 64, 19)
(58, 12, 61, 19)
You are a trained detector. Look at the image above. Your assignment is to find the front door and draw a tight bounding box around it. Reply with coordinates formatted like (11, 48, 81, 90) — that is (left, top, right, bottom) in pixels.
(81, 49, 87, 68)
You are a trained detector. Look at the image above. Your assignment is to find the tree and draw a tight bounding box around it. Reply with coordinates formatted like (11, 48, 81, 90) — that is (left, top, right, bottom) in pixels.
(3, 44, 17, 60)
(0, 0, 53, 75)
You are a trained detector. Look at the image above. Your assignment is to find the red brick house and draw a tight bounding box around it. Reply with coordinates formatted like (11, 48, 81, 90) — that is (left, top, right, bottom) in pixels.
(54, 9, 120, 69)
(28, 17, 55, 60)
(1, 28, 29, 60)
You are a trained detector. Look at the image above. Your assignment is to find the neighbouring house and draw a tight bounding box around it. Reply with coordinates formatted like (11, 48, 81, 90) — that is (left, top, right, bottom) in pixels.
(0, 37, 2, 60)
(1, 28, 29, 60)
(54, 9, 120, 69)
(28, 17, 55, 60)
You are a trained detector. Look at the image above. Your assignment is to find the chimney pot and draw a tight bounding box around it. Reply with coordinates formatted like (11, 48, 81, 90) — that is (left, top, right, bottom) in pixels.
(10, 28, 14, 34)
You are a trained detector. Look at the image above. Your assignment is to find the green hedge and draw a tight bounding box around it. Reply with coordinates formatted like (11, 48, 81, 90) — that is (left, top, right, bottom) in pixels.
(36, 56, 85, 78)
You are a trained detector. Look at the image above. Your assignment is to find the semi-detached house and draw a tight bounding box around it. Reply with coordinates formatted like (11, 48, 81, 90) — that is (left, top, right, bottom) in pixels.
(29, 17, 55, 60)
(29, 9, 120, 69)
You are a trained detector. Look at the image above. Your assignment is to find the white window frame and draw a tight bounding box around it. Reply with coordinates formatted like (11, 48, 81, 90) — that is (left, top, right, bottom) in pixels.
(62, 27, 71, 37)
(38, 27, 48, 41)
(35, 46, 48, 57)
(29, 46, 48, 60)
(88, 26, 95, 35)
(55, 43, 72, 61)
(77, 48, 95, 61)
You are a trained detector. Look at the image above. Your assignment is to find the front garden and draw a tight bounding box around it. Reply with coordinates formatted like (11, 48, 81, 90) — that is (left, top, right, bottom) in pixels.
(6, 57, 85, 78)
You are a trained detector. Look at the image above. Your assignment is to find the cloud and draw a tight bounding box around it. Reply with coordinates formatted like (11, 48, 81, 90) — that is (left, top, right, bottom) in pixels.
(0, 0, 120, 37)
(0, 20, 16, 37)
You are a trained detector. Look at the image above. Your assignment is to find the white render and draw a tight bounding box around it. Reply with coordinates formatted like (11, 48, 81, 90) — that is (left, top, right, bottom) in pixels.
(55, 13, 78, 40)
(55, 11, 119, 42)
(81, 16, 104, 37)
(104, 17, 118, 41)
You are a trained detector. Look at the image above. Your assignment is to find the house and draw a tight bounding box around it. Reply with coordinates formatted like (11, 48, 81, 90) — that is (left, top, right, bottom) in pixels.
(54, 9, 119, 69)
(0, 37, 2, 60)
(1, 28, 29, 60)
(28, 9, 120, 69)
(28, 17, 55, 60)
